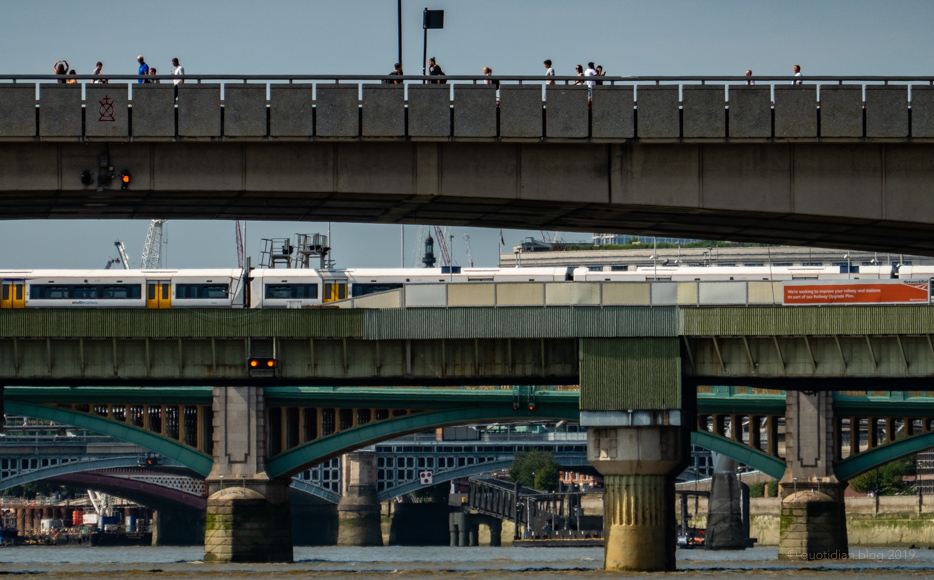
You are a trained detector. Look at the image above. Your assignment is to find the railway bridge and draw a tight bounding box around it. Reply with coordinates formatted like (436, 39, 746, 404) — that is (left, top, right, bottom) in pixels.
(4, 304, 934, 566)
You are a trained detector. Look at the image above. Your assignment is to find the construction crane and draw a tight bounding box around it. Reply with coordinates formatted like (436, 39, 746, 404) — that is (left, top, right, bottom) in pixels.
(140, 220, 167, 269)
(463, 233, 474, 268)
(433, 226, 452, 267)
(105, 240, 131, 269)
(235, 221, 244, 268)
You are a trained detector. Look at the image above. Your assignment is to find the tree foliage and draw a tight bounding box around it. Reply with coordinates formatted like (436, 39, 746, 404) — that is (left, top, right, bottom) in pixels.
(508, 450, 561, 492)
(849, 457, 914, 496)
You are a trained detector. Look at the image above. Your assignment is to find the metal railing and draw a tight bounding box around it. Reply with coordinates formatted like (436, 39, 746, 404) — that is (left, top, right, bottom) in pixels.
(2, 73, 933, 85)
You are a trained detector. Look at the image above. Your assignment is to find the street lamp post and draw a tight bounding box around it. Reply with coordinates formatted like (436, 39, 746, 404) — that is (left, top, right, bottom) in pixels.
(422, 8, 444, 81)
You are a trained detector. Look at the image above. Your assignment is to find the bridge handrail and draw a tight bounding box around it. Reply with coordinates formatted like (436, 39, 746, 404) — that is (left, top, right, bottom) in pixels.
(2, 74, 934, 85)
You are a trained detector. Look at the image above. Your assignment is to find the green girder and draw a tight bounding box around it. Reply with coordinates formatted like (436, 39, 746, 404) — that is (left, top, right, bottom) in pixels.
(690, 431, 787, 480)
(265, 404, 581, 478)
(833, 432, 934, 481)
(5, 401, 213, 476)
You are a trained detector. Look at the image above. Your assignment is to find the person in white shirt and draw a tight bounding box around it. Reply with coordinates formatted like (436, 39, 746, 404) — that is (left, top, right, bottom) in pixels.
(543, 59, 555, 86)
(584, 62, 597, 99)
(793, 64, 802, 85)
(171, 57, 185, 85)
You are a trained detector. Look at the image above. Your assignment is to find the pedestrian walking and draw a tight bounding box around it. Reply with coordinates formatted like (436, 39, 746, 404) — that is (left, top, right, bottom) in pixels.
(149, 68, 159, 83)
(584, 62, 598, 99)
(745, 69, 754, 85)
(544, 59, 555, 85)
(65, 70, 78, 84)
(595, 65, 606, 86)
(137, 55, 150, 84)
(793, 64, 802, 85)
(385, 62, 403, 84)
(573, 64, 584, 85)
(428, 57, 446, 84)
(92, 61, 106, 83)
(53, 60, 69, 83)
(171, 58, 185, 85)
(482, 67, 498, 87)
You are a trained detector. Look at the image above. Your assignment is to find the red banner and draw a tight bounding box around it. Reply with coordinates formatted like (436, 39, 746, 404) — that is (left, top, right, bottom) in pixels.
(783, 281, 930, 305)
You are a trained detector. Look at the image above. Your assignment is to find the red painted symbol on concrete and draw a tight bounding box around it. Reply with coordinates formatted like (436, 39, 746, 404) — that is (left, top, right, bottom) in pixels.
(99, 96, 115, 122)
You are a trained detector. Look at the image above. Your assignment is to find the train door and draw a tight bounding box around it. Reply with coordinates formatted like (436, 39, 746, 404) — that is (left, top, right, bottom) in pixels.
(0, 280, 25, 309)
(146, 280, 172, 309)
(323, 280, 347, 303)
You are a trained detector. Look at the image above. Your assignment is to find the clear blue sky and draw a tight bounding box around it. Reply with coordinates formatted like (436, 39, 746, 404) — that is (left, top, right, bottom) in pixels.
(1, 0, 931, 269)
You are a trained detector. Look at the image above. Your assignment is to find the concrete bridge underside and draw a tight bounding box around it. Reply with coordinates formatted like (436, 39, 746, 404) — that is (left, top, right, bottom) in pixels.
(2, 141, 934, 254)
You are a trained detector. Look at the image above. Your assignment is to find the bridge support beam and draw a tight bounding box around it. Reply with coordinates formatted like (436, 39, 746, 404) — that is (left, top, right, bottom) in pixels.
(337, 451, 383, 546)
(705, 454, 747, 550)
(587, 424, 686, 571)
(580, 337, 690, 572)
(204, 386, 293, 563)
(778, 390, 848, 560)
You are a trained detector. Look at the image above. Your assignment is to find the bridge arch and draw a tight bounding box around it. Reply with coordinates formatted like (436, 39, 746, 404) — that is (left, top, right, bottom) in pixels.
(5, 401, 213, 476)
(690, 431, 787, 480)
(834, 432, 934, 482)
(266, 405, 580, 478)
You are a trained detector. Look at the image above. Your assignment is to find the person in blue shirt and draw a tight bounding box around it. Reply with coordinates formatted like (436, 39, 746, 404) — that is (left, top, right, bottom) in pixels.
(137, 55, 150, 83)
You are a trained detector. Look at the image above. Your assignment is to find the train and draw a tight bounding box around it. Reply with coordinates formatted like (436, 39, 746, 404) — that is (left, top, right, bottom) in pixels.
(0, 263, 928, 309)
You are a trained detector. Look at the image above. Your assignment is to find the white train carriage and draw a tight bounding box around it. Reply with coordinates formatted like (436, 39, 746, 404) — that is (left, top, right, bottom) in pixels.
(572, 264, 895, 282)
(0, 269, 243, 309)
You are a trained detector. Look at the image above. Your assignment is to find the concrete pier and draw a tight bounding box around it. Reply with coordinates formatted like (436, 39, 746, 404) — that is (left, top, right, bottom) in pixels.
(336, 451, 383, 546)
(586, 422, 687, 572)
(152, 508, 205, 546)
(778, 390, 848, 560)
(705, 454, 747, 550)
(203, 386, 293, 563)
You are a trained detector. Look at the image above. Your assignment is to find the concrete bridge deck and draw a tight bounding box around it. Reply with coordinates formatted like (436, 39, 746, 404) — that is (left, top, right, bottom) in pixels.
(1, 75, 933, 253)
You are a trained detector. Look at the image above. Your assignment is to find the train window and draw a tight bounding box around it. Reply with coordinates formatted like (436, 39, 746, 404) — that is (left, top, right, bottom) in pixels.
(611, 266, 628, 271)
(176, 284, 229, 299)
(1, 285, 7, 300)
(264, 284, 319, 299)
(30, 284, 141, 300)
(588, 266, 602, 271)
(100, 285, 142, 299)
(338, 284, 346, 300)
(351, 283, 402, 297)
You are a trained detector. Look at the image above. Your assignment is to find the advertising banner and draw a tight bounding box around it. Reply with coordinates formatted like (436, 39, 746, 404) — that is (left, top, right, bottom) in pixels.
(783, 280, 930, 305)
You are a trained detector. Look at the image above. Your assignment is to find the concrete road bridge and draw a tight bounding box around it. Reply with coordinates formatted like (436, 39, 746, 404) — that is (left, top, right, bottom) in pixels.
(1, 74, 934, 253)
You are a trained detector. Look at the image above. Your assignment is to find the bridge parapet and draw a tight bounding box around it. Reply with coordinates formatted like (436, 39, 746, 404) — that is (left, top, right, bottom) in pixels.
(2, 75, 932, 142)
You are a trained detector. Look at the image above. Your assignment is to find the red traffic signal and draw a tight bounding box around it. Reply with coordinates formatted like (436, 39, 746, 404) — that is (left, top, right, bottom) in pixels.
(248, 358, 276, 369)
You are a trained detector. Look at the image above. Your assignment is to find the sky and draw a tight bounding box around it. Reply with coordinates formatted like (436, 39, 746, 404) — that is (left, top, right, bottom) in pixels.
(0, 0, 932, 270)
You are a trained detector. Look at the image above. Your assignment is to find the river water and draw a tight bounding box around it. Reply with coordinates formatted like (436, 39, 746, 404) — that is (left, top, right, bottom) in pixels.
(2, 546, 934, 578)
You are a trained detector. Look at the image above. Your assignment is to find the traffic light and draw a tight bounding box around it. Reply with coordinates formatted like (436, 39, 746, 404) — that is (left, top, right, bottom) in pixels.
(120, 171, 131, 190)
(248, 358, 276, 369)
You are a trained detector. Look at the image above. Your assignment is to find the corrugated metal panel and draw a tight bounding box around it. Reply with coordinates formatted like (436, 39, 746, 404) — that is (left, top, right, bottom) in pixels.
(364, 306, 680, 340)
(580, 337, 681, 410)
(682, 306, 934, 336)
(0, 309, 367, 338)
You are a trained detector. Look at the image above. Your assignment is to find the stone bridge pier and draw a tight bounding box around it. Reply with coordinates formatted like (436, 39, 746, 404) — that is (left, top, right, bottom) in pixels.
(337, 451, 383, 546)
(778, 390, 848, 560)
(204, 386, 293, 563)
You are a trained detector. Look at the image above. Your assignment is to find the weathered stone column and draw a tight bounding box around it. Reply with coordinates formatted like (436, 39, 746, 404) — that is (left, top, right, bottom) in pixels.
(778, 390, 848, 560)
(705, 453, 746, 550)
(204, 386, 293, 563)
(580, 337, 690, 572)
(336, 451, 383, 546)
(586, 420, 686, 571)
(16, 508, 25, 536)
